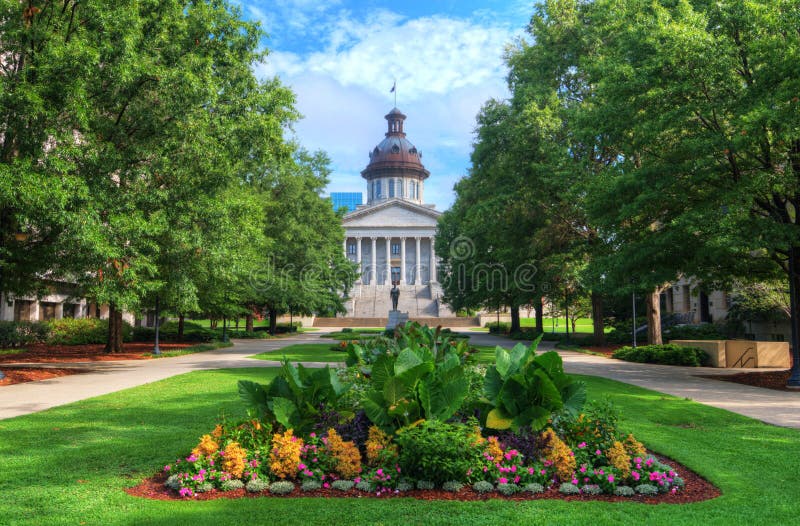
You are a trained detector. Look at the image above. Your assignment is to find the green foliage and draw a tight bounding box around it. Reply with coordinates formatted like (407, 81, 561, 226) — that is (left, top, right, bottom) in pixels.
(220, 479, 245, 492)
(442, 481, 464, 492)
(613, 345, 709, 367)
(663, 324, 724, 341)
(301, 480, 322, 492)
(355, 480, 375, 492)
(523, 482, 545, 494)
(245, 479, 269, 493)
(555, 399, 620, 453)
(395, 421, 483, 485)
(483, 340, 586, 432)
(559, 483, 580, 495)
(472, 480, 495, 493)
(0, 321, 49, 348)
(415, 480, 435, 490)
(331, 480, 355, 491)
(47, 318, 131, 345)
(238, 361, 350, 435)
(496, 483, 520, 496)
(635, 484, 659, 496)
(268, 481, 295, 495)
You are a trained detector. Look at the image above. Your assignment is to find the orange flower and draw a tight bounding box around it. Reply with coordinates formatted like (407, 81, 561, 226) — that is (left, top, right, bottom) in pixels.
(222, 442, 247, 478)
(192, 434, 219, 457)
(326, 428, 362, 479)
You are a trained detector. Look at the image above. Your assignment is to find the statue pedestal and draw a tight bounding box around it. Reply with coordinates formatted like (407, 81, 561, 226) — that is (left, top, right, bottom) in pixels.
(386, 310, 409, 330)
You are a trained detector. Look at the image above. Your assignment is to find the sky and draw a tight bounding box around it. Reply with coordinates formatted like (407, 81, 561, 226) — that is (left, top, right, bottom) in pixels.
(237, 0, 533, 210)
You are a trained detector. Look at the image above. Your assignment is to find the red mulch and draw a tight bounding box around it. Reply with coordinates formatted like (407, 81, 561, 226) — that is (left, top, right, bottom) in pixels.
(126, 454, 719, 504)
(0, 367, 87, 386)
(697, 370, 794, 392)
(0, 342, 194, 364)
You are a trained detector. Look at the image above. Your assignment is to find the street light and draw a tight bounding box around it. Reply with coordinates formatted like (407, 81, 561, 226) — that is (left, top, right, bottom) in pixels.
(786, 249, 800, 390)
(152, 295, 161, 356)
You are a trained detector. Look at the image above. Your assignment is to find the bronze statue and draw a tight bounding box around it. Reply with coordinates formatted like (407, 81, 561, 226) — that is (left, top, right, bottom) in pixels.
(390, 281, 400, 311)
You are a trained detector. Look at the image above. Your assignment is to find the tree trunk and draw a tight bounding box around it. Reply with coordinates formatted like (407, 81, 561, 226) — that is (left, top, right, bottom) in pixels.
(246, 313, 254, 333)
(210, 318, 217, 330)
(510, 305, 521, 333)
(591, 292, 606, 345)
(105, 304, 124, 353)
(786, 245, 800, 387)
(269, 309, 278, 336)
(177, 314, 185, 341)
(534, 298, 544, 334)
(646, 288, 663, 345)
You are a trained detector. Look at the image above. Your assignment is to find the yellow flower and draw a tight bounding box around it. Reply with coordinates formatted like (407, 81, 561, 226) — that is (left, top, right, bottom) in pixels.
(326, 428, 362, 479)
(211, 425, 223, 439)
(540, 428, 576, 482)
(607, 441, 631, 478)
(365, 426, 397, 465)
(485, 436, 504, 462)
(623, 434, 646, 458)
(222, 442, 247, 478)
(269, 430, 303, 480)
(192, 434, 219, 457)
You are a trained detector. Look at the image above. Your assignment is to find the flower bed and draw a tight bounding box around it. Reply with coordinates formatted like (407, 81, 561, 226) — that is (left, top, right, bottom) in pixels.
(133, 323, 718, 503)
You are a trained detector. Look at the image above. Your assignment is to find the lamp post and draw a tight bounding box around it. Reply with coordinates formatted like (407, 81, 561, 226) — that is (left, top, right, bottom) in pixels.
(632, 291, 637, 349)
(786, 247, 800, 389)
(153, 295, 161, 356)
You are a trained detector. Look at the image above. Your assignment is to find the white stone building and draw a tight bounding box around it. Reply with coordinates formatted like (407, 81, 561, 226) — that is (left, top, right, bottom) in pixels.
(341, 108, 452, 318)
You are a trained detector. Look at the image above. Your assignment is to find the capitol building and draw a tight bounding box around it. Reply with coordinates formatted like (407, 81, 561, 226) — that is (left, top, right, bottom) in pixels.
(340, 108, 453, 318)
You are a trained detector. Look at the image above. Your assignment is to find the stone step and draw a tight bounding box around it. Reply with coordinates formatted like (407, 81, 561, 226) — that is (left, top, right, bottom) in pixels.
(313, 317, 480, 328)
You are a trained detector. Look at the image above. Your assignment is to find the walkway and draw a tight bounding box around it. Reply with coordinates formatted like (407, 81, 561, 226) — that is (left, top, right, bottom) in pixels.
(0, 332, 338, 421)
(2, 329, 798, 429)
(464, 332, 800, 429)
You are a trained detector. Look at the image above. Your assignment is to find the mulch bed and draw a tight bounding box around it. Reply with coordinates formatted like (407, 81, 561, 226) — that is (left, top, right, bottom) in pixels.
(126, 454, 719, 504)
(579, 345, 622, 357)
(0, 367, 88, 386)
(697, 369, 794, 392)
(0, 342, 194, 364)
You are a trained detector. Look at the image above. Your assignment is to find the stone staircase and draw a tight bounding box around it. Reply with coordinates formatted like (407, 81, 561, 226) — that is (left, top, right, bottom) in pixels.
(341, 283, 460, 322)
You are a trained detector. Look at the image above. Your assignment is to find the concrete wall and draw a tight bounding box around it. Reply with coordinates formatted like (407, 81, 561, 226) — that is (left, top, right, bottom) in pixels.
(671, 339, 791, 368)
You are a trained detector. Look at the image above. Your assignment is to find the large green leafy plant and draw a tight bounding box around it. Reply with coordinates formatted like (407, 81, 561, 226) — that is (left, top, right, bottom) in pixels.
(484, 338, 586, 432)
(238, 361, 350, 435)
(361, 345, 469, 433)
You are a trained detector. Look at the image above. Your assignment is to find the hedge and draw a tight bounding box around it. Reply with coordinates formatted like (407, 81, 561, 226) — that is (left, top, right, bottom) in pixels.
(612, 344, 709, 367)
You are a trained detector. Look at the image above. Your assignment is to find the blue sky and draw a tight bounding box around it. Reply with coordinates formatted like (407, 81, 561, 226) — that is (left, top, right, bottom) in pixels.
(237, 0, 532, 210)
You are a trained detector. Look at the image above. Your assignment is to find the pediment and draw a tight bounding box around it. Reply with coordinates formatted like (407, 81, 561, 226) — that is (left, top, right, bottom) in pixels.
(342, 199, 440, 228)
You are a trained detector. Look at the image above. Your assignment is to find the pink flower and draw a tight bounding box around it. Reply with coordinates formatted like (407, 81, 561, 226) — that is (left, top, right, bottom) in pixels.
(309, 432, 316, 438)
(608, 475, 615, 483)
(510, 465, 517, 473)
(578, 442, 587, 449)
(163, 465, 171, 472)
(571, 478, 578, 485)
(579, 466, 587, 474)
(179, 487, 193, 498)
(514, 476, 520, 484)
(355, 477, 361, 484)
(298, 463, 306, 471)
(595, 450, 602, 456)
(540, 469, 546, 475)
(632, 472, 640, 481)
(498, 477, 508, 484)
(323, 483, 330, 488)
(186, 454, 198, 462)
(528, 468, 534, 475)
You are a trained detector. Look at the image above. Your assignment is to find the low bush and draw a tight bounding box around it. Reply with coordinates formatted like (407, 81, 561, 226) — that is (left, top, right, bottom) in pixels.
(0, 321, 50, 347)
(486, 321, 510, 334)
(664, 323, 724, 341)
(497, 483, 520, 496)
(442, 481, 464, 492)
(331, 480, 354, 491)
(473, 481, 494, 494)
(395, 421, 484, 486)
(245, 479, 268, 493)
(612, 344, 709, 367)
(268, 481, 295, 495)
(48, 318, 131, 345)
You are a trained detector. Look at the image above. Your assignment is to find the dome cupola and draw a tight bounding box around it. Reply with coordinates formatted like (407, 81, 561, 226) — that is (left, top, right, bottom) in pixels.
(362, 108, 429, 205)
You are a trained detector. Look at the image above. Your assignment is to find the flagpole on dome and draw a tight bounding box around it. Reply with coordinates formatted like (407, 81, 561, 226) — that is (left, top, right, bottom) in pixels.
(390, 78, 396, 107)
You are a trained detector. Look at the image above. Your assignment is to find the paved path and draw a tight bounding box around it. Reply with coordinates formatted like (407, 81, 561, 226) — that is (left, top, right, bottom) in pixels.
(0, 332, 339, 421)
(2, 328, 798, 429)
(462, 331, 800, 429)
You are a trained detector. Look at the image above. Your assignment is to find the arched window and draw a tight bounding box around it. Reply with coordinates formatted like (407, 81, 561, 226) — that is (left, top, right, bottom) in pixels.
(389, 178, 395, 198)
(375, 180, 382, 199)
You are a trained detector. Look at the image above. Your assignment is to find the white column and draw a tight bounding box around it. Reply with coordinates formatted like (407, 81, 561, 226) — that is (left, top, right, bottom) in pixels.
(356, 237, 362, 283)
(400, 237, 407, 284)
(385, 237, 392, 286)
(415, 236, 422, 285)
(55, 302, 64, 320)
(343, 238, 348, 258)
(370, 237, 377, 286)
(430, 237, 437, 283)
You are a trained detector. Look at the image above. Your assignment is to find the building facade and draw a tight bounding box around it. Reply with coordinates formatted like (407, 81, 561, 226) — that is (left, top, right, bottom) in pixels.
(341, 108, 451, 318)
(330, 192, 363, 213)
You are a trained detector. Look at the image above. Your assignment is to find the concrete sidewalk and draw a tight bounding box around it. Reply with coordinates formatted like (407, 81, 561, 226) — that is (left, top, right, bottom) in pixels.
(462, 331, 800, 429)
(0, 332, 339, 420)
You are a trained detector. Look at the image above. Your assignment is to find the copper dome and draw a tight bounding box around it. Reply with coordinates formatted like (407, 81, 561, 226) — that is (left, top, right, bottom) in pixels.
(361, 108, 430, 181)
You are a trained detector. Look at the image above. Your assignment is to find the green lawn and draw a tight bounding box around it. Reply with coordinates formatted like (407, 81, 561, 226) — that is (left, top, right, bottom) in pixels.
(1, 368, 798, 525)
(250, 343, 346, 363)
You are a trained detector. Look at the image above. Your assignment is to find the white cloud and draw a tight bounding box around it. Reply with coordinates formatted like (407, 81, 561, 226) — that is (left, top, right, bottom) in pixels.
(255, 10, 520, 209)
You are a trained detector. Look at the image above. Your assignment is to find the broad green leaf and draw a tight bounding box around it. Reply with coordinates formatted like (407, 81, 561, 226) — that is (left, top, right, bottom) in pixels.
(270, 397, 299, 429)
(486, 407, 513, 430)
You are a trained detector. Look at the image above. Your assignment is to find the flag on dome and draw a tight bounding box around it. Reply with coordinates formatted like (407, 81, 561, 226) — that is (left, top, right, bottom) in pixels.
(390, 80, 396, 93)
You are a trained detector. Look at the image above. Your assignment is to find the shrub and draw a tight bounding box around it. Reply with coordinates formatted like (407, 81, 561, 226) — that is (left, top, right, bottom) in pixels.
(220, 479, 245, 492)
(635, 483, 659, 496)
(555, 399, 620, 453)
(581, 484, 602, 495)
(221, 442, 247, 478)
(416, 480, 435, 490)
(331, 480, 354, 491)
(341, 328, 353, 333)
(623, 434, 646, 458)
(442, 481, 464, 492)
(365, 426, 396, 466)
(301, 480, 322, 492)
(486, 321, 510, 334)
(0, 321, 51, 347)
(606, 441, 631, 478)
(164, 475, 181, 490)
(612, 344, 709, 366)
(614, 485, 635, 497)
(355, 480, 375, 492)
(396, 481, 414, 492)
(664, 323, 723, 341)
(540, 429, 576, 482)
(472, 481, 494, 494)
(194, 482, 214, 493)
(48, 318, 130, 345)
(522, 482, 545, 494)
(395, 421, 484, 485)
(268, 481, 295, 495)
(245, 479, 269, 493)
(497, 483, 520, 496)
(559, 482, 580, 495)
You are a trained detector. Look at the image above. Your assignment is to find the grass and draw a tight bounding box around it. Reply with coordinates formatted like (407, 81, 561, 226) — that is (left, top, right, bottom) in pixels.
(0, 348, 26, 355)
(325, 328, 386, 340)
(143, 341, 234, 358)
(2, 369, 799, 525)
(250, 343, 346, 363)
